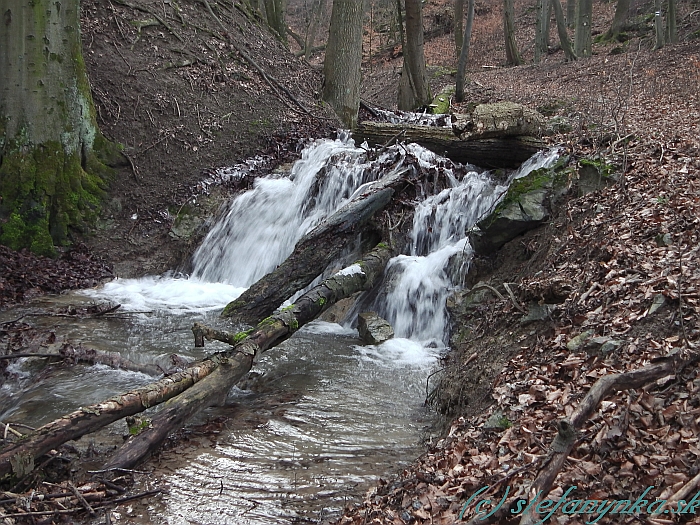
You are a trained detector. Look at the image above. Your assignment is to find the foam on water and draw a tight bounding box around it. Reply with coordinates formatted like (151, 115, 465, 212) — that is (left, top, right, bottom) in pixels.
(83, 275, 245, 312)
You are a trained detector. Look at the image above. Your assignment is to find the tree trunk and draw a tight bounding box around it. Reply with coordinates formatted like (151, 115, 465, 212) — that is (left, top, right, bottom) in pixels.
(454, 0, 465, 56)
(454, 0, 475, 102)
(323, 0, 364, 128)
(396, 0, 406, 51)
(503, 0, 523, 65)
(355, 125, 546, 169)
(604, 0, 631, 41)
(397, 0, 432, 110)
(665, 0, 677, 44)
(574, 0, 592, 57)
(222, 166, 412, 324)
(566, 0, 576, 28)
(0, 0, 122, 255)
(263, 0, 287, 43)
(552, 0, 577, 60)
(304, 0, 326, 60)
(104, 244, 394, 470)
(654, 0, 664, 49)
(535, 0, 550, 62)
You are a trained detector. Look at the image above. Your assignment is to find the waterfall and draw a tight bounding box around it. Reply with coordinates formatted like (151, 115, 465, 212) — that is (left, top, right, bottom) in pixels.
(376, 148, 560, 345)
(88, 135, 558, 345)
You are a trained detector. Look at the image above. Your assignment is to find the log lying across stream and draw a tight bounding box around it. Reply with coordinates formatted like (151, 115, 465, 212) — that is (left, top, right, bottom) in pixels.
(0, 242, 392, 478)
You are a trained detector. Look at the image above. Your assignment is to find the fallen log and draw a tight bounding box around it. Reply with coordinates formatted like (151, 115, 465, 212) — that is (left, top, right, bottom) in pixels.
(104, 243, 393, 469)
(354, 123, 545, 169)
(0, 245, 392, 478)
(221, 164, 412, 325)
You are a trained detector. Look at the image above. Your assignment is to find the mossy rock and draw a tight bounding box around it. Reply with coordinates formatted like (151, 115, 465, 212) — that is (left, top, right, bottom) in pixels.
(577, 157, 618, 196)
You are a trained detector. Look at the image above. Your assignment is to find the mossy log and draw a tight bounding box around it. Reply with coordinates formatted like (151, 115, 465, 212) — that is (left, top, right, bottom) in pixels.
(355, 112, 546, 170)
(450, 102, 545, 140)
(0, 245, 392, 478)
(104, 243, 393, 469)
(221, 166, 412, 325)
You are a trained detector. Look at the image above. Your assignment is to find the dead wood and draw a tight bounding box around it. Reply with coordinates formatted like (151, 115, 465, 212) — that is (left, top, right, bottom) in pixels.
(517, 356, 688, 525)
(354, 121, 545, 169)
(221, 166, 411, 325)
(104, 243, 393, 469)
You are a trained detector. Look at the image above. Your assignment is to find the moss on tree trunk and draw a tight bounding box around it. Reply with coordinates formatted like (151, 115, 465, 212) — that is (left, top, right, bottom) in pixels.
(0, 0, 121, 255)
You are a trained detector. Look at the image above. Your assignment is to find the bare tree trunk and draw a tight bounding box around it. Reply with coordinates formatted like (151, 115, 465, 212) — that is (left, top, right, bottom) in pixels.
(535, 0, 550, 62)
(396, 0, 406, 50)
(665, 0, 677, 43)
(263, 0, 288, 43)
(552, 0, 577, 60)
(454, 0, 465, 56)
(304, 0, 326, 59)
(574, 0, 592, 57)
(455, 0, 475, 102)
(323, 0, 364, 128)
(566, 0, 576, 27)
(503, 0, 523, 65)
(654, 0, 664, 48)
(603, 0, 630, 40)
(397, 0, 432, 110)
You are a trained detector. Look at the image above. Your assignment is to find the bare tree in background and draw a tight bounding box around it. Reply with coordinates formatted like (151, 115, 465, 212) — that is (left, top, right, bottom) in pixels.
(323, 0, 364, 128)
(503, 0, 523, 65)
(552, 0, 577, 60)
(398, 0, 432, 110)
(654, 0, 664, 48)
(305, 0, 326, 59)
(264, 0, 288, 43)
(666, 0, 677, 44)
(603, 0, 631, 41)
(455, 0, 475, 102)
(567, 0, 575, 28)
(574, 0, 592, 57)
(454, 0, 465, 56)
(535, 0, 550, 62)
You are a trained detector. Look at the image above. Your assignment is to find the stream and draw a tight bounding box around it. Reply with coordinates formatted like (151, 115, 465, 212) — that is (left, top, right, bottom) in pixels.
(0, 135, 558, 524)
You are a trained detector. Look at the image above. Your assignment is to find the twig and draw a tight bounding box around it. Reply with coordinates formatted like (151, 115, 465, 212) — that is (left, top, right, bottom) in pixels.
(68, 481, 96, 516)
(471, 282, 506, 301)
(503, 282, 527, 314)
(0, 353, 62, 361)
(2, 422, 23, 439)
(667, 471, 700, 509)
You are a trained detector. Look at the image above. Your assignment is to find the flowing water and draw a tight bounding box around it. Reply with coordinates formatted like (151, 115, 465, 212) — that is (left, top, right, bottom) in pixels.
(0, 135, 558, 524)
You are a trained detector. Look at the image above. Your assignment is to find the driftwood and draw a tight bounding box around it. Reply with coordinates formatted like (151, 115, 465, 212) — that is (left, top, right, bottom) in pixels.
(355, 104, 546, 169)
(221, 166, 411, 325)
(0, 245, 392, 478)
(104, 243, 393, 469)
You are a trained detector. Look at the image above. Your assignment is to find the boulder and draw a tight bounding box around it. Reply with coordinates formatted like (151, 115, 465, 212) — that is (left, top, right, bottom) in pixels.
(469, 161, 569, 255)
(357, 312, 394, 345)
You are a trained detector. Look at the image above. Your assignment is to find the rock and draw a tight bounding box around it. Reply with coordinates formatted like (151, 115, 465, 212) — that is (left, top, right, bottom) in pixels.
(577, 158, 617, 196)
(520, 303, 555, 325)
(483, 409, 512, 430)
(647, 293, 666, 315)
(357, 312, 394, 345)
(566, 330, 594, 352)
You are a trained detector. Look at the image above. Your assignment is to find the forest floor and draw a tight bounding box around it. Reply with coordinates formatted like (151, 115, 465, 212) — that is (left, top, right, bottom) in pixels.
(1, 0, 700, 523)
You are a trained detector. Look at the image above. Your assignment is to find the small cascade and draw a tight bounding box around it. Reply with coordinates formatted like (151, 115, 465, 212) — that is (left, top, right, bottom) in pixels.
(377, 148, 560, 344)
(192, 135, 389, 286)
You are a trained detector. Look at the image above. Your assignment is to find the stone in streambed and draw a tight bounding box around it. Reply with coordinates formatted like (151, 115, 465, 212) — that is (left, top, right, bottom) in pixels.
(357, 312, 394, 345)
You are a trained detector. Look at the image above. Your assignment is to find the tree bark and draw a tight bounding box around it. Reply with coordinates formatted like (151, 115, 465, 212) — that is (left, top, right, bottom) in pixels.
(0, 0, 122, 255)
(454, 0, 465, 56)
(566, 0, 576, 28)
(454, 0, 475, 102)
(654, 0, 664, 49)
(355, 123, 546, 169)
(304, 0, 326, 60)
(323, 0, 364, 128)
(535, 0, 550, 63)
(397, 0, 432, 110)
(104, 244, 394, 469)
(263, 0, 287, 43)
(574, 0, 592, 57)
(552, 0, 577, 60)
(222, 166, 412, 324)
(604, 0, 631, 41)
(503, 0, 523, 65)
(665, 0, 677, 44)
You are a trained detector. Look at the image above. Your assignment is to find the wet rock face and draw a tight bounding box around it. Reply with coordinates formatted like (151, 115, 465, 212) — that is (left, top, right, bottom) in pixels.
(357, 312, 395, 345)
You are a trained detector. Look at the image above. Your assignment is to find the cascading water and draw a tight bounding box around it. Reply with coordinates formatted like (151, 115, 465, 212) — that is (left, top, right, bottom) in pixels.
(2, 134, 560, 524)
(375, 146, 560, 344)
